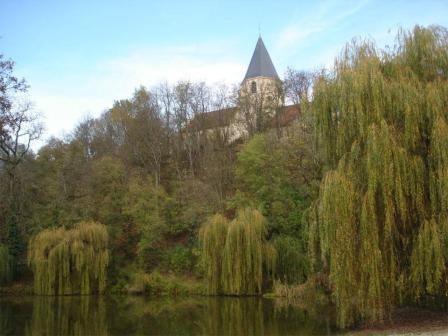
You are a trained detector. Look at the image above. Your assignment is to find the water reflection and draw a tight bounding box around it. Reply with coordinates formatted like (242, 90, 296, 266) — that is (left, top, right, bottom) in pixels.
(1, 298, 28, 335)
(0, 295, 335, 335)
(204, 298, 265, 335)
(27, 296, 108, 336)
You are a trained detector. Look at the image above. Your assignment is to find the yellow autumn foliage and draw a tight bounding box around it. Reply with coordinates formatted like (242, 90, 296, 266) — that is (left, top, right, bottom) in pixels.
(199, 209, 276, 295)
(309, 25, 448, 327)
(28, 221, 109, 295)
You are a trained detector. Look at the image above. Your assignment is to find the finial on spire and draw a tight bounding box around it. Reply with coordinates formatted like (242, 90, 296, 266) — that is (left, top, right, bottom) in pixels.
(258, 23, 261, 37)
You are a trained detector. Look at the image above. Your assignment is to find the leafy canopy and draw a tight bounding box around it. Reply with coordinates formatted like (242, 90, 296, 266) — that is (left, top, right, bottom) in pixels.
(309, 25, 448, 327)
(28, 221, 109, 295)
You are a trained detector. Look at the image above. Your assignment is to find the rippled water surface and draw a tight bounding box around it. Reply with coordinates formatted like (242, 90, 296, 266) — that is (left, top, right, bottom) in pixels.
(0, 295, 336, 335)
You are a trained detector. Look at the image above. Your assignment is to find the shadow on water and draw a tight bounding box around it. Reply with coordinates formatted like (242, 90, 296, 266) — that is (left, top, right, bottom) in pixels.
(0, 295, 336, 335)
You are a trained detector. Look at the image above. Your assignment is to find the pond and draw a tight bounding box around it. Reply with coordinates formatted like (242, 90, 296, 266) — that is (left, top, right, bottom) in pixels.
(0, 295, 336, 335)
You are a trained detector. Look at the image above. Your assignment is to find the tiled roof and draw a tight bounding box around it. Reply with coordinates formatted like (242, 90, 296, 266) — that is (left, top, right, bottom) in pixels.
(191, 104, 300, 131)
(270, 104, 301, 128)
(244, 37, 279, 80)
(189, 107, 238, 130)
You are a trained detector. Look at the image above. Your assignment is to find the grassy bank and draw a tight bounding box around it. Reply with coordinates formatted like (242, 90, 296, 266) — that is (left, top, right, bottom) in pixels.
(0, 282, 33, 296)
(1, 272, 205, 297)
(126, 271, 206, 296)
(266, 279, 448, 335)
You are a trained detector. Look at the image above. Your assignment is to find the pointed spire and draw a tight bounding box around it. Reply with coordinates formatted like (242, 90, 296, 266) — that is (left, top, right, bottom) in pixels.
(244, 37, 279, 81)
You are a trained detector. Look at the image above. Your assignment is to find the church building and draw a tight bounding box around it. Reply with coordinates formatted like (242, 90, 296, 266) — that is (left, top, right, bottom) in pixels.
(192, 36, 300, 142)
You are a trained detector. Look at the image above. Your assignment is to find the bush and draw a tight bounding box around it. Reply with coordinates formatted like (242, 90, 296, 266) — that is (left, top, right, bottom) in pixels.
(163, 245, 196, 274)
(273, 235, 308, 284)
(129, 271, 205, 296)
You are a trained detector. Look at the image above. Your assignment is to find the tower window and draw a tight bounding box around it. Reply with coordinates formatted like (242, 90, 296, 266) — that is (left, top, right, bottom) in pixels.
(251, 81, 257, 93)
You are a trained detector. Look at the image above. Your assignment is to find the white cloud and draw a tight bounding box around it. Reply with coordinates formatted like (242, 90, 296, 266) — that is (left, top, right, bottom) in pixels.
(276, 0, 370, 51)
(33, 93, 106, 135)
(90, 48, 244, 97)
(30, 43, 245, 144)
(277, 25, 326, 50)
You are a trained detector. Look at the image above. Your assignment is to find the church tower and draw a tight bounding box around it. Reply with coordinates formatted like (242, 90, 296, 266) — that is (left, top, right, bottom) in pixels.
(241, 36, 281, 95)
(238, 36, 283, 134)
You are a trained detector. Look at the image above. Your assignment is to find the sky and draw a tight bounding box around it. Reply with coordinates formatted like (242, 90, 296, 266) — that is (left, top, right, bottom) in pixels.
(1, 0, 447, 146)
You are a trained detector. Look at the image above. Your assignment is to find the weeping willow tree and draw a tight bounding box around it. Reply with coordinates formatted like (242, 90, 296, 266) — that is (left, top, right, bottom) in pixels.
(199, 214, 229, 295)
(308, 25, 448, 328)
(222, 208, 276, 295)
(28, 221, 109, 295)
(0, 244, 13, 284)
(199, 209, 276, 295)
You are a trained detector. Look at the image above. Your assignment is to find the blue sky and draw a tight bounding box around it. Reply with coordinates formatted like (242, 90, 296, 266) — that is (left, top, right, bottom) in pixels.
(1, 0, 447, 143)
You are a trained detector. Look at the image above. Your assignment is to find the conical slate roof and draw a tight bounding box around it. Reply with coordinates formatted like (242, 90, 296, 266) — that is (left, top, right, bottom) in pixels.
(244, 37, 279, 80)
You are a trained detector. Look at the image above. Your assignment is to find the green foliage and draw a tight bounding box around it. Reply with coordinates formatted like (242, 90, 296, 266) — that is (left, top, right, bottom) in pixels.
(28, 221, 109, 295)
(199, 209, 277, 295)
(28, 139, 78, 229)
(273, 235, 308, 284)
(0, 244, 13, 284)
(2, 207, 22, 282)
(124, 173, 171, 270)
(90, 156, 127, 227)
(172, 179, 220, 233)
(410, 218, 445, 300)
(235, 133, 317, 236)
(161, 245, 197, 274)
(315, 170, 360, 327)
(199, 214, 229, 294)
(309, 25, 448, 327)
(130, 271, 205, 296)
(223, 209, 276, 295)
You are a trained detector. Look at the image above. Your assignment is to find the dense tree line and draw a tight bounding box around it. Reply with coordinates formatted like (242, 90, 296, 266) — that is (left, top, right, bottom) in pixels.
(0, 59, 313, 290)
